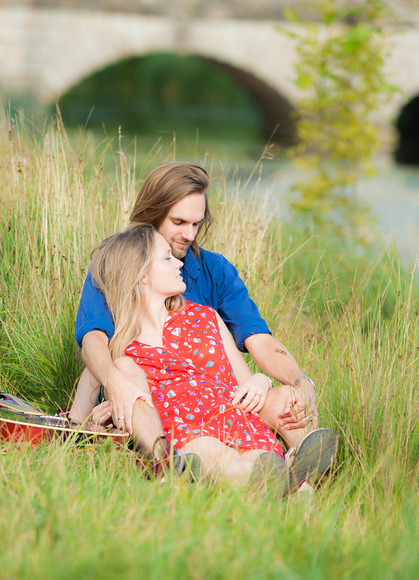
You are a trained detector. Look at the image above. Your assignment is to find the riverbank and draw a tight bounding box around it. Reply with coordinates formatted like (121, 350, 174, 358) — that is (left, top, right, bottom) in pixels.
(253, 150, 419, 275)
(0, 116, 417, 580)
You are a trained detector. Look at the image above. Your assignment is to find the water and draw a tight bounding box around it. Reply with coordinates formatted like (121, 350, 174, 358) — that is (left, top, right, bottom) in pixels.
(233, 150, 419, 276)
(357, 158, 419, 273)
(75, 127, 419, 276)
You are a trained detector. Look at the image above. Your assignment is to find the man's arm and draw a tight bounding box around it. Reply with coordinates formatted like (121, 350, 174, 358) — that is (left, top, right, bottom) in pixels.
(244, 333, 301, 385)
(80, 330, 152, 434)
(75, 271, 114, 348)
(244, 333, 317, 423)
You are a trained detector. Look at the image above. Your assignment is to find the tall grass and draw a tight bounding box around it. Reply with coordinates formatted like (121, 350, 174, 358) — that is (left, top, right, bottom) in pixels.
(0, 113, 418, 579)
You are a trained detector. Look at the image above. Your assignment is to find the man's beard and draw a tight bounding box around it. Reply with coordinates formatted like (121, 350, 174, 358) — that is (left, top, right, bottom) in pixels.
(170, 239, 192, 259)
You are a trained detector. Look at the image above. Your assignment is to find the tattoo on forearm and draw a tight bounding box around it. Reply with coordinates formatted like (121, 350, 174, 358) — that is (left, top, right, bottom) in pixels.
(274, 348, 287, 356)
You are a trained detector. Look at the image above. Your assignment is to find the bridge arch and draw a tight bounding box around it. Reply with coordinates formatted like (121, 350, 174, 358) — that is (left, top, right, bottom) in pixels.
(203, 58, 296, 145)
(394, 93, 419, 165)
(2, 5, 419, 154)
(56, 51, 297, 146)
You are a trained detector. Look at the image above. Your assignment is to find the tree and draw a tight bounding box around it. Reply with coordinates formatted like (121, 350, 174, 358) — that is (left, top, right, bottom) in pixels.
(284, 0, 397, 234)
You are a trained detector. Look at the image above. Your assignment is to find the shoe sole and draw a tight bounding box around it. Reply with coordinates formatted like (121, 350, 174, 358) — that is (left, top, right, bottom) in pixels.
(288, 428, 339, 490)
(249, 451, 286, 491)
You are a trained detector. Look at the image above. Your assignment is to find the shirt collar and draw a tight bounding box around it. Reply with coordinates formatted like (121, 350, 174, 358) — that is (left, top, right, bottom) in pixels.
(182, 247, 201, 280)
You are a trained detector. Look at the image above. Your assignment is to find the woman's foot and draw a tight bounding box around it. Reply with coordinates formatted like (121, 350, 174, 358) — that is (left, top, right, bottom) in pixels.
(285, 428, 339, 490)
(150, 436, 201, 482)
(249, 428, 339, 497)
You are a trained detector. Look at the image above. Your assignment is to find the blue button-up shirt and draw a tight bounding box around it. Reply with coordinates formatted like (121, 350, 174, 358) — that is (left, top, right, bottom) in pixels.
(75, 247, 271, 352)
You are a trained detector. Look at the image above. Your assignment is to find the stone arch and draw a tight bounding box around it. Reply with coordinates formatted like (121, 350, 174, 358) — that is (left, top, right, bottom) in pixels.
(54, 52, 297, 147)
(203, 58, 297, 146)
(394, 94, 419, 165)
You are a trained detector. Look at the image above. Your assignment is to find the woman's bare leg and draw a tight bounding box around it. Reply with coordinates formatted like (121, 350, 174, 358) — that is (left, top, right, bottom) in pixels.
(180, 437, 266, 486)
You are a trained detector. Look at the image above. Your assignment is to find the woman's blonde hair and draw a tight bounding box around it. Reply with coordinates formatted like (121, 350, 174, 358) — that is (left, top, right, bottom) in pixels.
(90, 225, 184, 359)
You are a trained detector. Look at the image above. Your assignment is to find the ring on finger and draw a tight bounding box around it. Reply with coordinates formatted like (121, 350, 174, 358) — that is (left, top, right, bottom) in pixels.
(254, 393, 261, 399)
(118, 416, 124, 420)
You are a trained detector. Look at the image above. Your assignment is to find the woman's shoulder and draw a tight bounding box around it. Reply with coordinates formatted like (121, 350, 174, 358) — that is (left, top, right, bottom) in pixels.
(183, 300, 216, 316)
(172, 301, 217, 325)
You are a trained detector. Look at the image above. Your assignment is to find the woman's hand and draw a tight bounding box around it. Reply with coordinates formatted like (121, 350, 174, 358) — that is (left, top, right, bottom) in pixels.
(229, 373, 272, 414)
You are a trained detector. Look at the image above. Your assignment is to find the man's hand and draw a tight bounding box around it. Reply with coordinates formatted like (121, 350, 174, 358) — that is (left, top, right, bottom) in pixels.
(277, 385, 318, 431)
(230, 373, 272, 414)
(297, 378, 317, 413)
(105, 358, 154, 434)
(89, 401, 113, 430)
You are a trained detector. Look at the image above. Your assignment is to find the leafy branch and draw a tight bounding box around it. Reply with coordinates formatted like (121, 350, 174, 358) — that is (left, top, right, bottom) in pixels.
(284, 0, 398, 233)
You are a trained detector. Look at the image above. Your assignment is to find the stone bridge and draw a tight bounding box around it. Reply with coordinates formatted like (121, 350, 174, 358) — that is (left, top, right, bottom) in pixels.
(1, 0, 419, 145)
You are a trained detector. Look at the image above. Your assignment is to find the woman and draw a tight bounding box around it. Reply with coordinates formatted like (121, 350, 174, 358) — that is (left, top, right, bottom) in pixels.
(72, 224, 288, 485)
(72, 225, 337, 492)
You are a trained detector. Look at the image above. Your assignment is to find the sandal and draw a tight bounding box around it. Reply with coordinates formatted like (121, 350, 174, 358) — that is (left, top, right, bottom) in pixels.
(148, 436, 201, 482)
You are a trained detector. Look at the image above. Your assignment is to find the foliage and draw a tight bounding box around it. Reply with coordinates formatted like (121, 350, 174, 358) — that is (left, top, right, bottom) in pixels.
(284, 0, 398, 233)
(0, 111, 417, 579)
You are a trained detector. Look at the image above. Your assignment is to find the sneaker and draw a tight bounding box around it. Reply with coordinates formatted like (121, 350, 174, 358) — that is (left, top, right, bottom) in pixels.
(173, 452, 201, 482)
(285, 428, 339, 491)
(296, 481, 315, 496)
(249, 429, 339, 498)
(248, 451, 286, 493)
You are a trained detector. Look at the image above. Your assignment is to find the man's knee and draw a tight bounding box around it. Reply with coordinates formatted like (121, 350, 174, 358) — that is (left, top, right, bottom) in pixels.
(265, 385, 296, 410)
(79, 366, 100, 389)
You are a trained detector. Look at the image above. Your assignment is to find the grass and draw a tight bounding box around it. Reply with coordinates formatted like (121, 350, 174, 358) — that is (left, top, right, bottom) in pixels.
(0, 112, 418, 579)
(0, 441, 417, 580)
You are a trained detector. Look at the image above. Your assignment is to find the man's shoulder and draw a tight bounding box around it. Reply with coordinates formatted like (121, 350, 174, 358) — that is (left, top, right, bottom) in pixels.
(196, 247, 234, 268)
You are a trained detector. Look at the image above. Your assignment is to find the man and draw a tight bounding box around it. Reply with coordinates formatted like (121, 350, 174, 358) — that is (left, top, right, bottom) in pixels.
(72, 162, 331, 464)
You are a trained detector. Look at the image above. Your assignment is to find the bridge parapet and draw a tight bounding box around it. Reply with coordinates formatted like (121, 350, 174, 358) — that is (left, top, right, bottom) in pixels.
(0, 0, 418, 139)
(2, 0, 419, 23)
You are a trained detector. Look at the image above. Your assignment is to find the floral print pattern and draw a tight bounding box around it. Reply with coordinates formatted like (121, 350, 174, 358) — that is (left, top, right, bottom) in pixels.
(124, 301, 283, 456)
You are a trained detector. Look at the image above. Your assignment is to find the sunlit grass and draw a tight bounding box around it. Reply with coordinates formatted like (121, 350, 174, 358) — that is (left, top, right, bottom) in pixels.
(0, 112, 418, 579)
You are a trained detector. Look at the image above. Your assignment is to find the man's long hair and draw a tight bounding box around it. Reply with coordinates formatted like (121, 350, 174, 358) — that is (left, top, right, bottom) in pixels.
(90, 225, 184, 359)
(129, 162, 213, 256)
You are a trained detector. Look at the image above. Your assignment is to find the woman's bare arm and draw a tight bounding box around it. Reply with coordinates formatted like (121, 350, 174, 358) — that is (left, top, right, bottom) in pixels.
(215, 312, 272, 414)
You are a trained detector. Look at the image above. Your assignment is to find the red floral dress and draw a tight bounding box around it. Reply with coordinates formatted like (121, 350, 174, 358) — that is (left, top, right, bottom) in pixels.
(124, 301, 283, 457)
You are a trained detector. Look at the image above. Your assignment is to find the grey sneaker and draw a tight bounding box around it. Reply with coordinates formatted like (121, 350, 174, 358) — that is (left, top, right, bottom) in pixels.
(248, 451, 289, 497)
(249, 428, 339, 497)
(285, 428, 339, 490)
(173, 452, 201, 482)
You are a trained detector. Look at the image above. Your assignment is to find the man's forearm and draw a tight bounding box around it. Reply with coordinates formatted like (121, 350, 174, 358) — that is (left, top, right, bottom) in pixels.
(244, 333, 303, 385)
(245, 333, 317, 419)
(81, 330, 118, 392)
(81, 330, 149, 395)
(80, 330, 154, 434)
